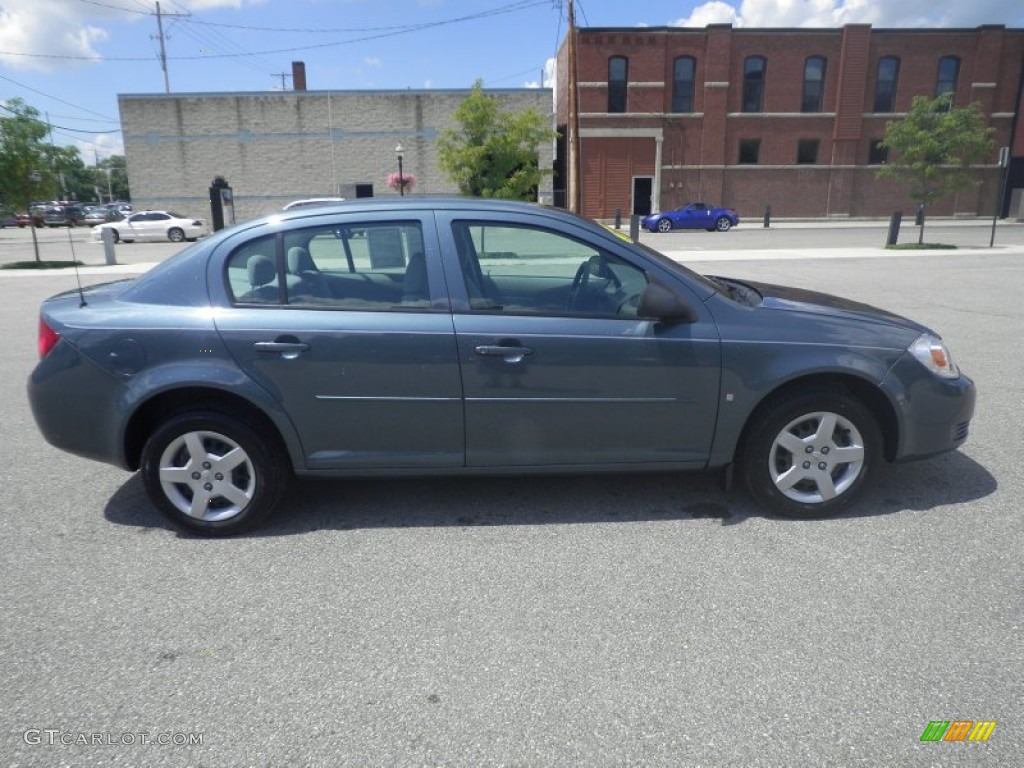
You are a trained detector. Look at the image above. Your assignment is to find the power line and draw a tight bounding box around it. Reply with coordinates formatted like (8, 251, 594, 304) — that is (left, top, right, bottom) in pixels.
(0, 103, 121, 134)
(0, 73, 117, 122)
(0, 0, 551, 62)
(163, 0, 283, 80)
(173, 0, 543, 34)
(75, 0, 151, 15)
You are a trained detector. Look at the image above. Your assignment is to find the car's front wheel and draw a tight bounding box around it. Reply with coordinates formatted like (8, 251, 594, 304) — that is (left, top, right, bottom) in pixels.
(141, 411, 289, 536)
(167, 227, 185, 243)
(715, 216, 732, 232)
(739, 390, 881, 518)
(656, 218, 673, 233)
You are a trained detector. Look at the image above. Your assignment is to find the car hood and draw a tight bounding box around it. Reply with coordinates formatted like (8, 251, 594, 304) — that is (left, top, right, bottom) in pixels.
(730, 279, 934, 335)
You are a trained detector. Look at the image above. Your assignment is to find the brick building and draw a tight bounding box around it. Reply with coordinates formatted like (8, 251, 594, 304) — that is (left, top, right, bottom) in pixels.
(555, 24, 1024, 220)
(120, 87, 554, 222)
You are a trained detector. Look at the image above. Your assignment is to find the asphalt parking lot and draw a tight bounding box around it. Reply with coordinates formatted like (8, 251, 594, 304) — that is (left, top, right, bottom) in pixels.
(1, 223, 1022, 765)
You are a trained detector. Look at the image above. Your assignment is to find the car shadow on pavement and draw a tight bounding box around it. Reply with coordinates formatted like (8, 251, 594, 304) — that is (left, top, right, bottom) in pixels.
(103, 450, 995, 537)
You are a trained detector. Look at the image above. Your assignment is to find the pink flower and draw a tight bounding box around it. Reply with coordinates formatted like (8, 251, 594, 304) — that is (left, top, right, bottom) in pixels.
(386, 172, 416, 192)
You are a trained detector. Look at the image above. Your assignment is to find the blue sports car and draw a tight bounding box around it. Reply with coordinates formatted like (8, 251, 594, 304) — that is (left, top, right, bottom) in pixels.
(642, 202, 739, 233)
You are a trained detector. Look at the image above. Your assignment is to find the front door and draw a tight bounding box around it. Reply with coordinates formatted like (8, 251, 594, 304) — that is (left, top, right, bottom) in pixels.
(436, 214, 720, 468)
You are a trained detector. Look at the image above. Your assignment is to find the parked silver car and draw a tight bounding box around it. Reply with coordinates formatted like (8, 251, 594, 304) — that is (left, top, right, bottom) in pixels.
(28, 198, 975, 535)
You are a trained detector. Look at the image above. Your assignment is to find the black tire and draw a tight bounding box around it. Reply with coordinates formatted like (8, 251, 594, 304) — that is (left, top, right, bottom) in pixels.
(739, 390, 881, 519)
(715, 216, 732, 232)
(141, 411, 290, 536)
(656, 218, 673, 233)
(109, 229, 120, 243)
(167, 227, 185, 243)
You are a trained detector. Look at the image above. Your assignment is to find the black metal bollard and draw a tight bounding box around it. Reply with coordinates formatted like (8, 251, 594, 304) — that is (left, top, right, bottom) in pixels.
(629, 214, 640, 242)
(763, 204, 771, 228)
(886, 211, 902, 246)
(614, 208, 622, 230)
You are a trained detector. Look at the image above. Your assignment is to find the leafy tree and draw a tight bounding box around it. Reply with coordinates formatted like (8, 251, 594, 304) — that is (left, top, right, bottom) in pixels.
(876, 94, 995, 243)
(0, 98, 65, 261)
(437, 80, 556, 200)
(96, 154, 131, 202)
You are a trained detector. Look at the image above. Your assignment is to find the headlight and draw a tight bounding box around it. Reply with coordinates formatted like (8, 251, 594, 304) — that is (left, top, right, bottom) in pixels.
(909, 334, 960, 379)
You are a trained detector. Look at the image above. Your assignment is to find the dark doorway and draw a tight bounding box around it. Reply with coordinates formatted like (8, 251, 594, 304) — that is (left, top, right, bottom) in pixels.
(633, 177, 653, 216)
(355, 184, 374, 198)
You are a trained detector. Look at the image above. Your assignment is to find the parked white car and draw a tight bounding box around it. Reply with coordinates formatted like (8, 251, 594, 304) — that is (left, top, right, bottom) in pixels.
(92, 211, 209, 243)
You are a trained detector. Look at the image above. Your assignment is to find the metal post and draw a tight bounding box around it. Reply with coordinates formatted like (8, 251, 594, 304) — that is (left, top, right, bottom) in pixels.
(886, 211, 902, 247)
(991, 146, 1010, 248)
(101, 225, 117, 265)
(629, 214, 640, 242)
(763, 204, 771, 228)
(614, 208, 622, 230)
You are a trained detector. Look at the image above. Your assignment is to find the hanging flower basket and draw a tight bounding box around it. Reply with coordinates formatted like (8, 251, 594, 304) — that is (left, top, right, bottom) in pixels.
(386, 172, 416, 193)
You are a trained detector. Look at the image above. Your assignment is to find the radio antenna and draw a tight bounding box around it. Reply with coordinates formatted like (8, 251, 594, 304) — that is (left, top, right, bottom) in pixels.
(65, 226, 88, 307)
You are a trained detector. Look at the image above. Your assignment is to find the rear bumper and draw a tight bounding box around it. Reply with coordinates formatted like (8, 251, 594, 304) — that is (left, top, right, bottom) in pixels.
(27, 340, 128, 469)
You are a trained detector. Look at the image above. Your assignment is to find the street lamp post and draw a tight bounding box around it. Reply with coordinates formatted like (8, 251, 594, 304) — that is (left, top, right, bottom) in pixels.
(395, 143, 404, 197)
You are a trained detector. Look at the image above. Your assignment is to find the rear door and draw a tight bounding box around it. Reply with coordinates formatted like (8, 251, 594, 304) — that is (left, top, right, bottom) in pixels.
(212, 212, 464, 470)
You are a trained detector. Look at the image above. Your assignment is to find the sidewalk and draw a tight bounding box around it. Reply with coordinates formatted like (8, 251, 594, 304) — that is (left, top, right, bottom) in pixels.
(665, 242, 1024, 263)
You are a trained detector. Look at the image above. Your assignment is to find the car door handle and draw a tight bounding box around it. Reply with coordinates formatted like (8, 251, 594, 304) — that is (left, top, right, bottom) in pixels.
(474, 344, 534, 363)
(253, 340, 310, 359)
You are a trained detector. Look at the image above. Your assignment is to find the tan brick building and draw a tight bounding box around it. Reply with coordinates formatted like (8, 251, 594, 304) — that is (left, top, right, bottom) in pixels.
(555, 24, 1024, 220)
(120, 88, 554, 222)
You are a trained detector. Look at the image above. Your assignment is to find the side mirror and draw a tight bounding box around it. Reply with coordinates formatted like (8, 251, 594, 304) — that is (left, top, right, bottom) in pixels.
(637, 278, 698, 323)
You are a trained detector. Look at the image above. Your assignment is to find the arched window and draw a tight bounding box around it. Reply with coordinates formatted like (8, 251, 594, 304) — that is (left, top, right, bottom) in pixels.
(802, 56, 826, 113)
(936, 56, 960, 106)
(608, 56, 628, 113)
(743, 56, 766, 113)
(874, 56, 900, 113)
(672, 56, 696, 113)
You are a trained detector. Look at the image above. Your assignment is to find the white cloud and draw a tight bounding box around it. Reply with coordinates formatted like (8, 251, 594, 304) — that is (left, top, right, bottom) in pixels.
(523, 57, 557, 91)
(672, 0, 1023, 28)
(673, 1, 739, 27)
(362, 57, 383, 69)
(0, 0, 110, 72)
(176, 0, 268, 10)
(0, 0, 270, 73)
(74, 133, 124, 161)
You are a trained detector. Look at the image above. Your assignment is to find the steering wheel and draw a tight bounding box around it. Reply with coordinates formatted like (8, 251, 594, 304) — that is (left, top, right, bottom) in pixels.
(566, 261, 591, 311)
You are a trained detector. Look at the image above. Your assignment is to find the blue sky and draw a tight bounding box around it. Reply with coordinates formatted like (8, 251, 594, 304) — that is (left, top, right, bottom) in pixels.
(1, 0, 1022, 161)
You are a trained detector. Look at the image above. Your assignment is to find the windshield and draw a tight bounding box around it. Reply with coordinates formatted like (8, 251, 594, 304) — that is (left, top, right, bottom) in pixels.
(626, 238, 728, 297)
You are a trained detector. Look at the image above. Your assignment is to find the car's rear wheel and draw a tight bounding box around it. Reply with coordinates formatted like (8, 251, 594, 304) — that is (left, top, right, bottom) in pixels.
(656, 218, 673, 233)
(108, 229, 120, 243)
(141, 411, 289, 536)
(715, 216, 732, 232)
(167, 227, 185, 243)
(739, 390, 881, 518)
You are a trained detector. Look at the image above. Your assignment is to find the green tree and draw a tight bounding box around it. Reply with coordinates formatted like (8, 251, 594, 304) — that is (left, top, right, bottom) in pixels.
(876, 94, 995, 243)
(97, 154, 130, 202)
(0, 97, 65, 261)
(437, 80, 556, 200)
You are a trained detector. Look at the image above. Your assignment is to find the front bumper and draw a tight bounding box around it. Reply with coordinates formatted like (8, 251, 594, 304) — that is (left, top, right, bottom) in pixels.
(883, 354, 976, 462)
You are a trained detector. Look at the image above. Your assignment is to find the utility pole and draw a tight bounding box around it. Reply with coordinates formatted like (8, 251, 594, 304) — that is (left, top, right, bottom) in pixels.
(152, 2, 189, 93)
(566, 0, 581, 214)
(272, 72, 292, 91)
(45, 112, 66, 199)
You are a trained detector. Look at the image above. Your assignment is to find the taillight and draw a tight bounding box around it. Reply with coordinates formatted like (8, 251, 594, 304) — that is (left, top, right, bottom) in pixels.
(38, 318, 60, 358)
